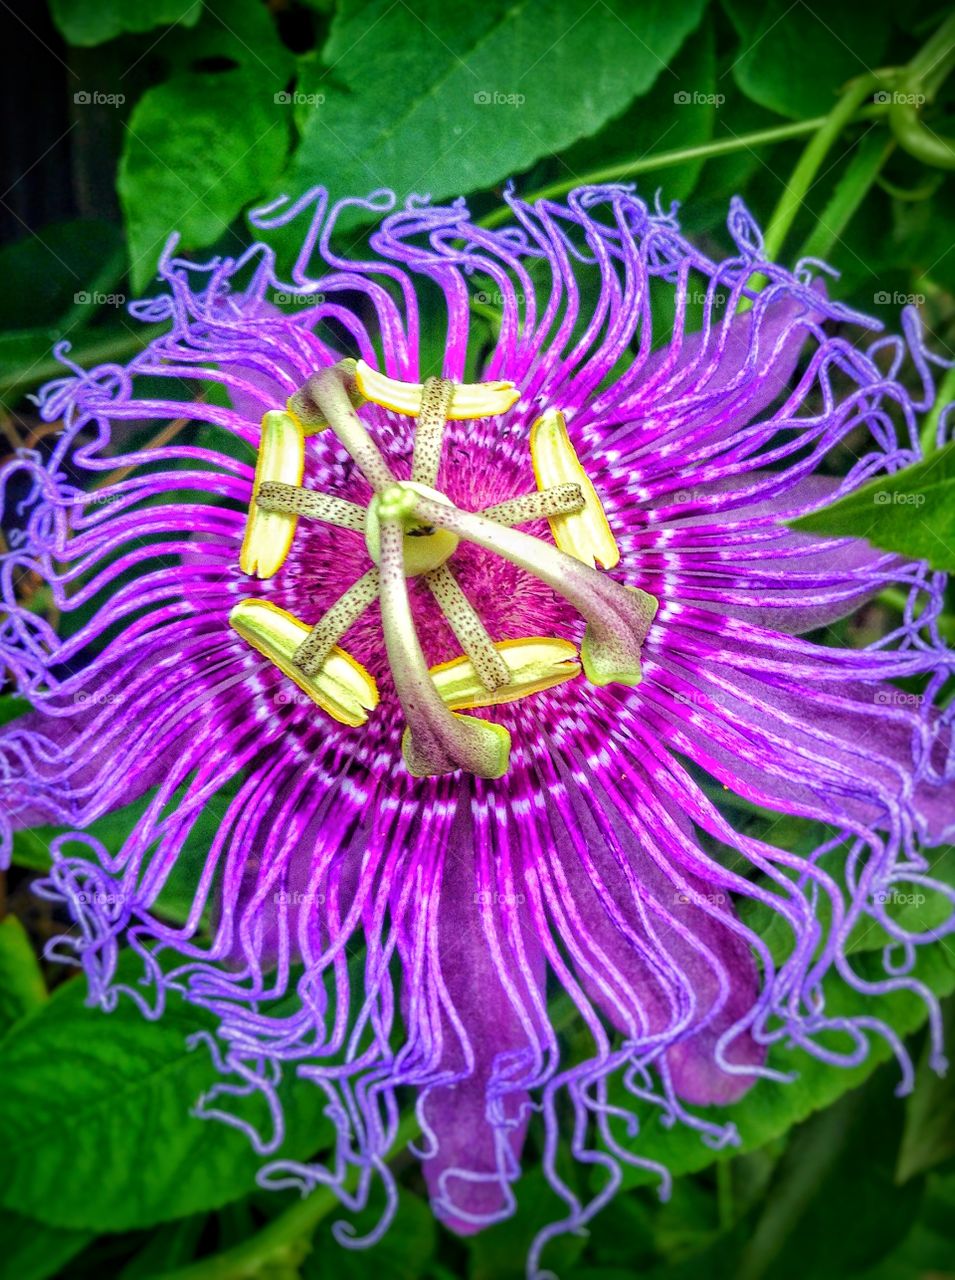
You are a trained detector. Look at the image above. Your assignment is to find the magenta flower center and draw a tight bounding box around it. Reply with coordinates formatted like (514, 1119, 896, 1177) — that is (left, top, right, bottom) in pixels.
(229, 360, 658, 777)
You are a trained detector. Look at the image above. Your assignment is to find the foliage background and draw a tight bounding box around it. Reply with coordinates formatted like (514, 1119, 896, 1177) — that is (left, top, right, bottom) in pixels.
(1, 1, 955, 1278)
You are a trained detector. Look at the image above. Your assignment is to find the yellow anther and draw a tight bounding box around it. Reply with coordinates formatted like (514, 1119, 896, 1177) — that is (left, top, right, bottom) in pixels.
(240, 411, 305, 579)
(229, 599, 379, 727)
(354, 359, 519, 419)
(429, 637, 581, 710)
(530, 409, 620, 570)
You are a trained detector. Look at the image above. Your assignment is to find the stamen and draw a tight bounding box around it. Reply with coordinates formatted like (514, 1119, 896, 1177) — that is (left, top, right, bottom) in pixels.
(406, 493, 658, 687)
(412, 376, 454, 487)
(240, 411, 305, 579)
(423, 563, 510, 691)
(256, 481, 366, 532)
(354, 359, 519, 419)
(376, 502, 510, 779)
(530, 409, 620, 570)
(230, 598, 379, 727)
(482, 483, 585, 527)
(430, 637, 581, 709)
(294, 568, 380, 675)
(289, 361, 395, 493)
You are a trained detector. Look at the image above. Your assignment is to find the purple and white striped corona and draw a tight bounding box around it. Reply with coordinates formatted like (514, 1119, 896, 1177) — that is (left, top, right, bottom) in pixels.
(2, 184, 953, 1268)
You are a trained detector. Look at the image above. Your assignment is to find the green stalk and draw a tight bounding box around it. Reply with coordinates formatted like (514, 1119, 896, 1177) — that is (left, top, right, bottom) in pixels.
(904, 10, 955, 93)
(786, 12, 955, 269)
(477, 109, 886, 230)
(798, 132, 895, 262)
(759, 74, 881, 268)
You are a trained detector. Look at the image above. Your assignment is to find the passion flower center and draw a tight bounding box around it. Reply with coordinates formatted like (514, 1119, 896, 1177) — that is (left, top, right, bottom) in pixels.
(364, 482, 460, 577)
(230, 359, 658, 778)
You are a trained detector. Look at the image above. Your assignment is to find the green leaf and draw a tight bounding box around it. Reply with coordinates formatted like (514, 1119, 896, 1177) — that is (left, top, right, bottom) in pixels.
(0, 1210, 92, 1280)
(118, 1215, 207, 1278)
(886, 178, 955, 296)
(0, 917, 47, 1036)
(0, 323, 166, 409)
(786, 442, 955, 571)
(0, 220, 125, 331)
(721, 0, 892, 120)
(608, 939, 955, 1188)
(118, 70, 291, 292)
(559, 17, 717, 204)
(466, 1168, 588, 1280)
(159, 0, 295, 83)
(304, 1190, 435, 1280)
(0, 329, 75, 408)
(897, 997, 955, 1182)
(0, 954, 334, 1231)
(48, 0, 202, 46)
(284, 0, 707, 216)
(731, 1066, 922, 1280)
(0, 694, 30, 728)
(739, 842, 955, 965)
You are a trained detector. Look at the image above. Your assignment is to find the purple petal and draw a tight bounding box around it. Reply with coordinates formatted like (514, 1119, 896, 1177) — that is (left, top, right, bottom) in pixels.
(415, 812, 546, 1234)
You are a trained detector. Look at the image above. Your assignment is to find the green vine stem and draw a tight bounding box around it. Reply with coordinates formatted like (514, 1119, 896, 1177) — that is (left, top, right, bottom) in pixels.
(889, 11, 955, 170)
(759, 73, 882, 269)
(783, 13, 955, 266)
(797, 132, 895, 262)
(476, 109, 887, 230)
